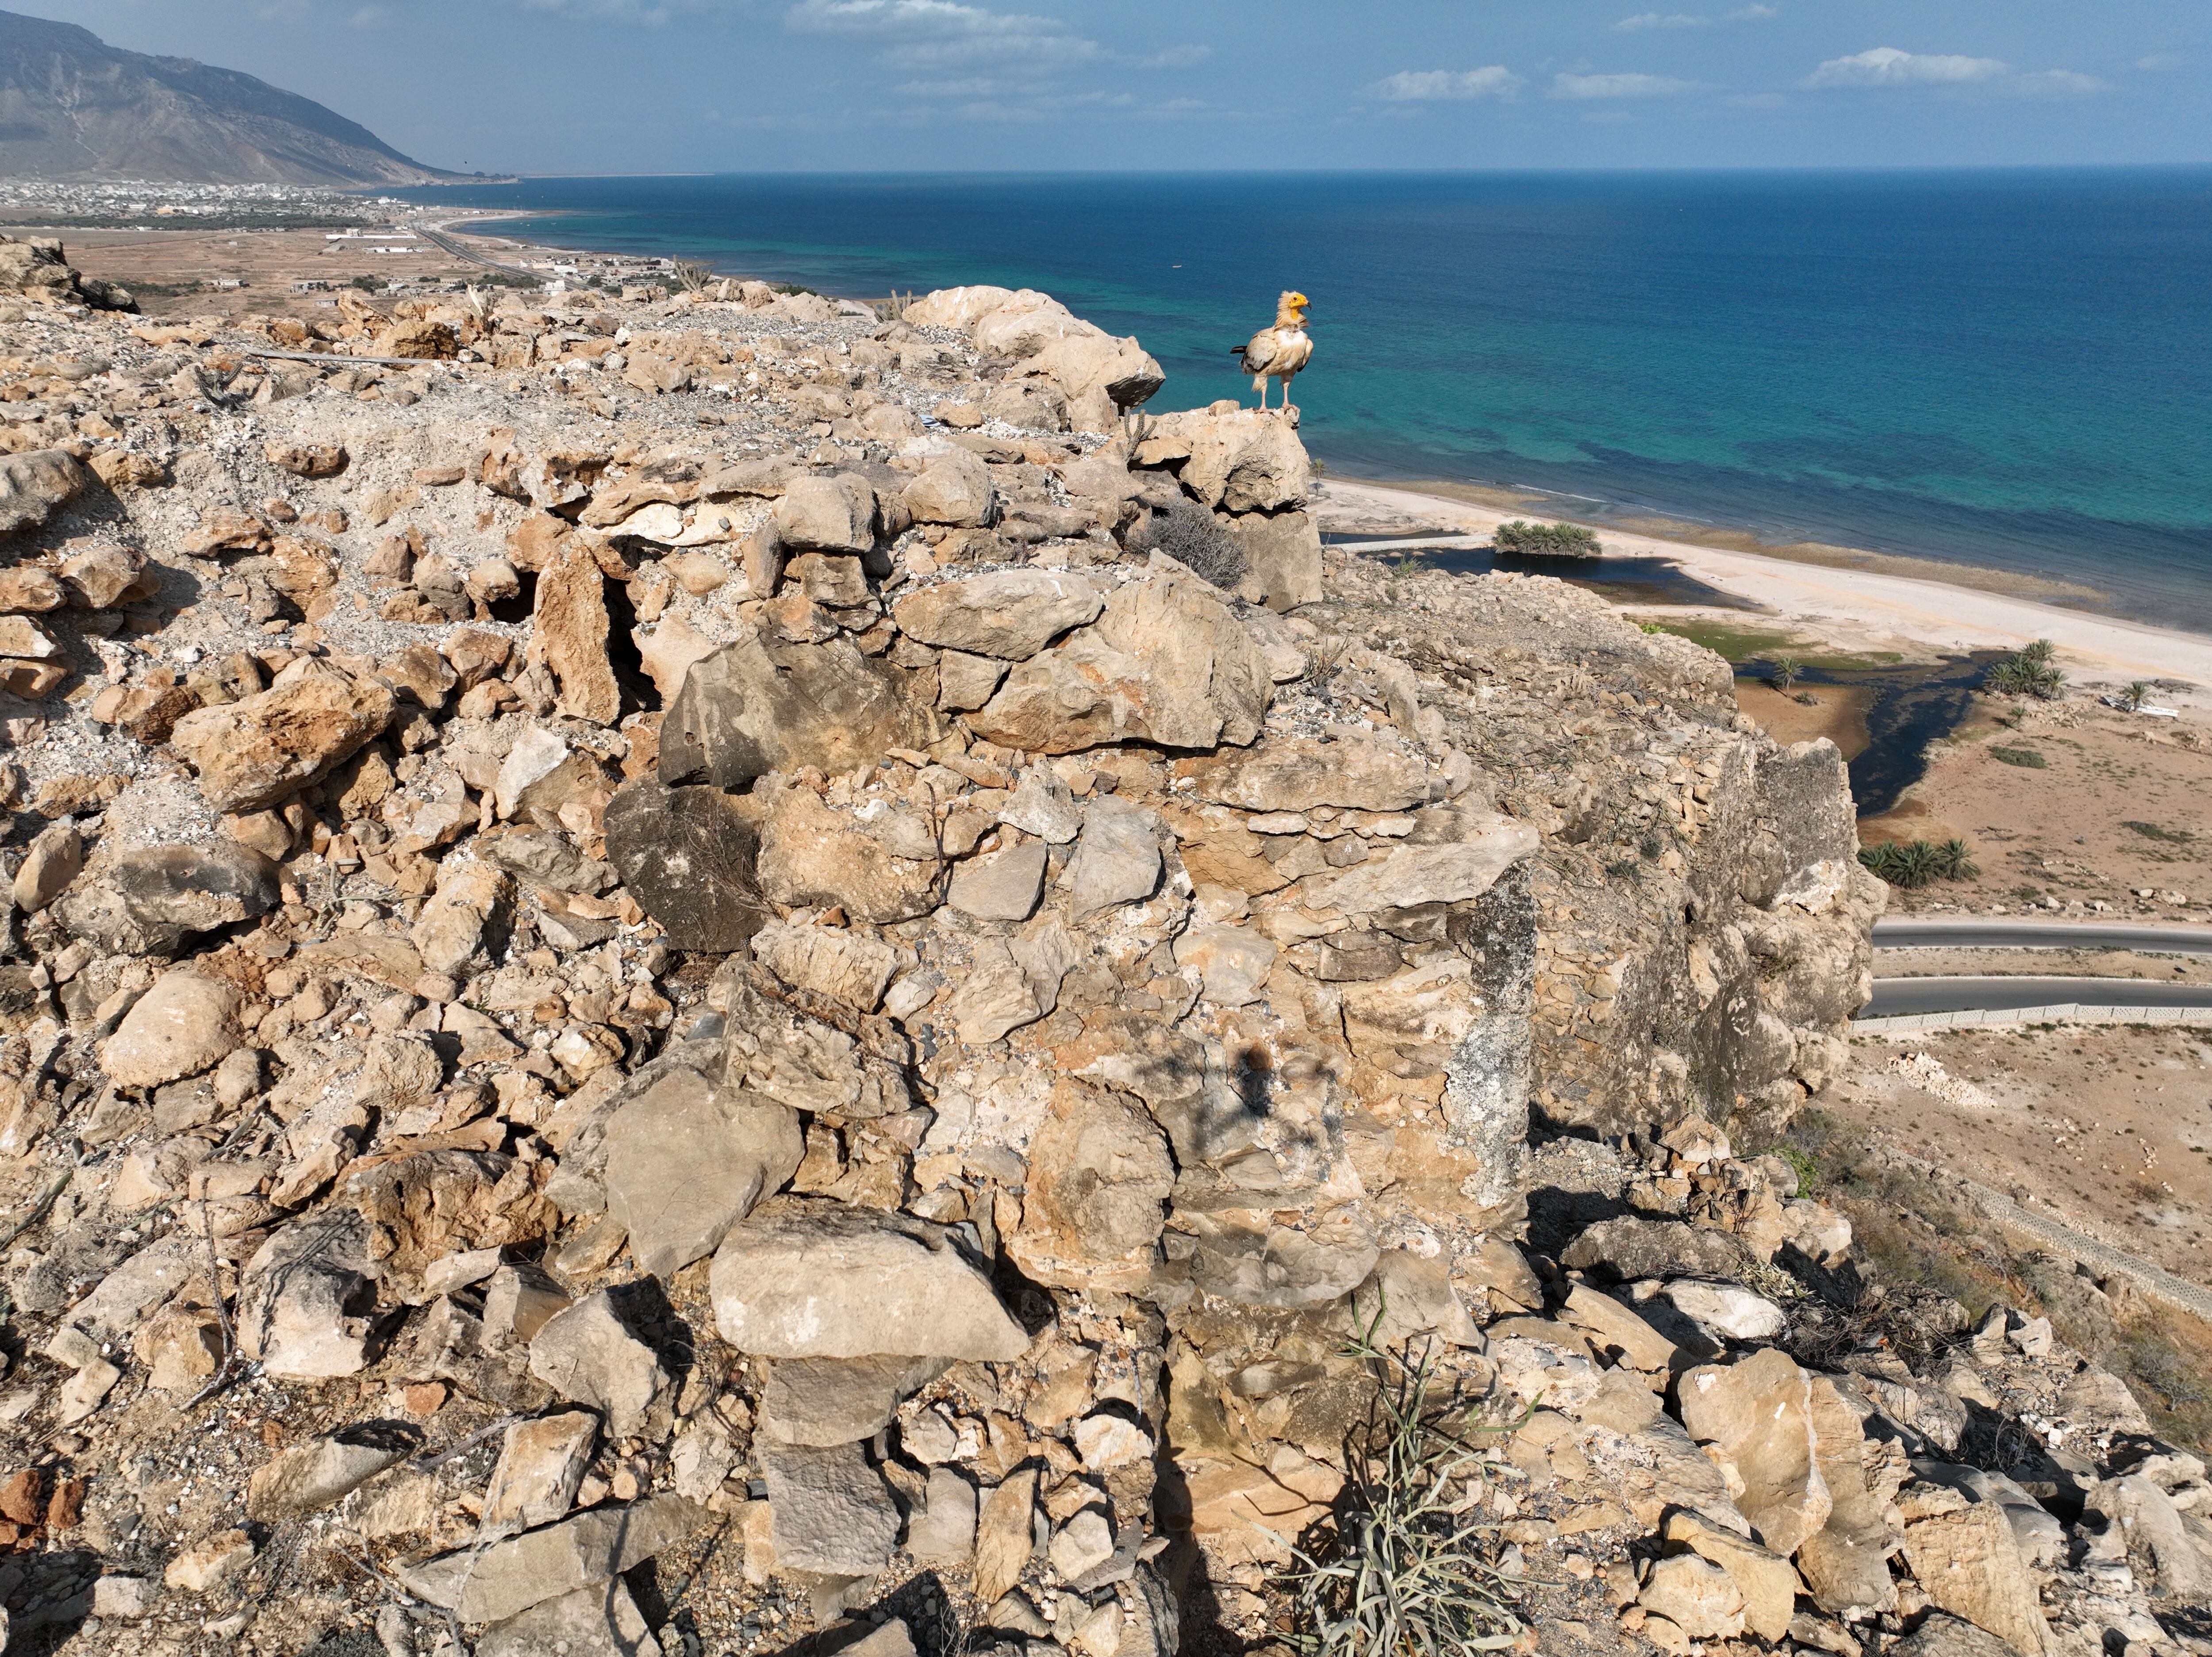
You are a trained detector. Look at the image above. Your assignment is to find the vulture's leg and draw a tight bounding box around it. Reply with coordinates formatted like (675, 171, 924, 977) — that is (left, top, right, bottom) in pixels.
(1253, 373, 1268, 410)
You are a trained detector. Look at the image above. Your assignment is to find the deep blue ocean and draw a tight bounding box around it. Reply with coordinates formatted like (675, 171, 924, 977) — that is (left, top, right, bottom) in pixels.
(397, 170, 2212, 632)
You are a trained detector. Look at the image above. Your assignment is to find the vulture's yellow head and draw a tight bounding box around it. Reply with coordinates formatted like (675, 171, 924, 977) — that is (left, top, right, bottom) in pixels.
(1278, 290, 1310, 326)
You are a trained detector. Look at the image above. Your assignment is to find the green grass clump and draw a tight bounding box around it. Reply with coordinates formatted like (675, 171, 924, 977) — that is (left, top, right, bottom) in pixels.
(2122, 821, 2194, 844)
(1989, 745, 2047, 769)
(1277, 1315, 1525, 1657)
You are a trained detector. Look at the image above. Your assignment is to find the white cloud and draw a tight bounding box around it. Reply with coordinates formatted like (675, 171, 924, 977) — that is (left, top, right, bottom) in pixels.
(1617, 5, 1770, 26)
(2011, 69, 2109, 96)
(789, 0, 1097, 65)
(520, 0, 680, 21)
(1806, 46, 2108, 96)
(1726, 91, 1786, 108)
(1371, 66, 1523, 101)
(2137, 53, 2185, 71)
(896, 76, 1002, 96)
(786, 0, 1200, 72)
(1551, 72, 1701, 99)
(1157, 96, 1205, 111)
(1806, 47, 2009, 87)
(348, 3, 389, 23)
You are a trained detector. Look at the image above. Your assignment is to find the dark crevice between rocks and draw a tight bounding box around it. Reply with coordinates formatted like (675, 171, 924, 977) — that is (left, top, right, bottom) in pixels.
(602, 576, 657, 717)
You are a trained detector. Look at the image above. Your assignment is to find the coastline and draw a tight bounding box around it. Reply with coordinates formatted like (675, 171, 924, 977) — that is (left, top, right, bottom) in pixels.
(1317, 473, 2212, 695)
(401, 218, 2212, 700)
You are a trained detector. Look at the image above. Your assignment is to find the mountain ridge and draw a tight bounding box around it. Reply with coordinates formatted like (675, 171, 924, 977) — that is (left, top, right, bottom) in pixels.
(0, 8, 455, 186)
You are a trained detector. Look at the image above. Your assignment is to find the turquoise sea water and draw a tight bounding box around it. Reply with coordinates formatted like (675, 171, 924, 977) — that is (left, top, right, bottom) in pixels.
(397, 171, 2212, 632)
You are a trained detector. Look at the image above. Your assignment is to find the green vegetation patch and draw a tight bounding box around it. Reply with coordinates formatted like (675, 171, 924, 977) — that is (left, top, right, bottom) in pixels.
(1859, 838, 1978, 888)
(1493, 518, 1601, 557)
(1989, 745, 2048, 769)
(1985, 638, 2066, 701)
(2122, 821, 2195, 844)
(1638, 620, 1900, 671)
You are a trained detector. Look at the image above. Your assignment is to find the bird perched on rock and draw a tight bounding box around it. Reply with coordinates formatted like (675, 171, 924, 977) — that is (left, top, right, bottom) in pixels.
(1231, 291, 1313, 416)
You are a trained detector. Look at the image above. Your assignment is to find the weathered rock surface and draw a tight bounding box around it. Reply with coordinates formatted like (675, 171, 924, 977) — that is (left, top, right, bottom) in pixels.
(710, 1200, 1027, 1361)
(602, 1065, 803, 1278)
(169, 666, 395, 812)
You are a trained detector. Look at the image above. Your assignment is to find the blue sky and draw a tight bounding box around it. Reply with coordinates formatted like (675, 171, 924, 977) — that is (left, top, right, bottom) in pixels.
(30, 0, 2212, 173)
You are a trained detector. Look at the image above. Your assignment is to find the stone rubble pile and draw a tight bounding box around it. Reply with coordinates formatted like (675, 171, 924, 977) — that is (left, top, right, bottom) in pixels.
(0, 267, 2199, 1657)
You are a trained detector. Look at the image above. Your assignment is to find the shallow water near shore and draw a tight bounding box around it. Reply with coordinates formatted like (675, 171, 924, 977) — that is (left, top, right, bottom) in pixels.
(403, 168, 2212, 632)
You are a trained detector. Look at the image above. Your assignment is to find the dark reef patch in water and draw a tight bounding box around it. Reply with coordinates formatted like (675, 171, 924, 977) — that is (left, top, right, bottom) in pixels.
(1350, 540, 1762, 611)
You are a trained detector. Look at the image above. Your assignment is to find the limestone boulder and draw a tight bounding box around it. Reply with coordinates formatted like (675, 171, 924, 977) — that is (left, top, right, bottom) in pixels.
(774, 473, 876, 554)
(246, 1423, 418, 1521)
(967, 568, 1269, 753)
(529, 545, 620, 725)
(1033, 330, 1165, 412)
(602, 1066, 803, 1279)
(238, 1211, 380, 1379)
(760, 1355, 946, 1447)
(1228, 510, 1325, 611)
(1897, 1500, 2047, 1656)
(760, 1439, 900, 1575)
(476, 1581, 663, 1657)
(756, 784, 945, 924)
(752, 920, 900, 1011)
(901, 450, 996, 527)
(0, 448, 91, 537)
(1008, 1083, 1175, 1291)
(342, 1149, 554, 1303)
(168, 664, 395, 813)
(9, 821, 79, 913)
(529, 1290, 668, 1438)
(1066, 796, 1164, 921)
(101, 970, 242, 1088)
(482, 1411, 598, 1538)
(948, 840, 1048, 922)
(1678, 1348, 1832, 1558)
(710, 1198, 1027, 1361)
(1639, 1553, 1745, 1641)
(265, 441, 348, 478)
(902, 284, 1016, 330)
(893, 570, 1102, 660)
(1139, 408, 1310, 514)
(602, 781, 768, 953)
(660, 633, 932, 790)
(1185, 732, 1432, 813)
(398, 1495, 706, 1626)
(1310, 823, 1540, 916)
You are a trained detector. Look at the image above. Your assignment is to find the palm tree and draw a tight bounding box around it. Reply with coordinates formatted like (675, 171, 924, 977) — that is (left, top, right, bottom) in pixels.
(1771, 656, 1802, 694)
(2124, 681, 2151, 712)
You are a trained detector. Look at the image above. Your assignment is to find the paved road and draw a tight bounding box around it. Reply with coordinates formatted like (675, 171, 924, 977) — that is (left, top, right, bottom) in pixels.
(1874, 917, 2212, 955)
(410, 221, 542, 284)
(1864, 975, 2212, 1017)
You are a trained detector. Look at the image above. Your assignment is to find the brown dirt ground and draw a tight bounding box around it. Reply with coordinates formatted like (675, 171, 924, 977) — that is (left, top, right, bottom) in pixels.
(4, 226, 495, 321)
(1735, 676, 1873, 758)
(1859, 700, 2212, 917)
(1831, 1025, 2212, 1285)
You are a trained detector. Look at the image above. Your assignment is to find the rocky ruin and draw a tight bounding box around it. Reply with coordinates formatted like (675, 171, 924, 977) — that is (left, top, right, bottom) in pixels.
(0, 248, 2204, 1657)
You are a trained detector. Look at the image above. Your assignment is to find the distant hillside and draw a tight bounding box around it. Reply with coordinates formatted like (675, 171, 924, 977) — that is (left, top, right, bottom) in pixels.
(0, 9, 455, 185)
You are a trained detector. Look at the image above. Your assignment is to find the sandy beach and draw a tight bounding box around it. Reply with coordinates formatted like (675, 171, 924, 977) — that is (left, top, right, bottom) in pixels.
(1318, 474, 2212, 696)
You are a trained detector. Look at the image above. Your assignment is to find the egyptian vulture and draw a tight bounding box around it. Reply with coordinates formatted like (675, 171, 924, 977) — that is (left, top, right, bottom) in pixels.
(1231, 290, 1313, 414)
